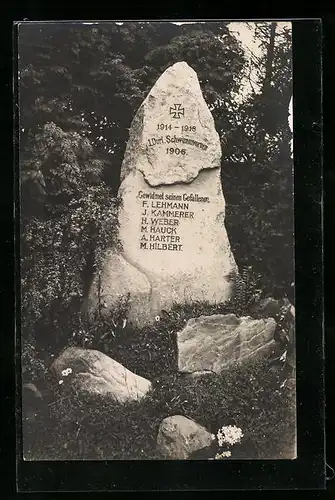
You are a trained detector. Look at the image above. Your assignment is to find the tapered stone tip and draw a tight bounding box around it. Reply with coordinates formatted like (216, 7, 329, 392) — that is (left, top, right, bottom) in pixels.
(120, 60, 221, 187)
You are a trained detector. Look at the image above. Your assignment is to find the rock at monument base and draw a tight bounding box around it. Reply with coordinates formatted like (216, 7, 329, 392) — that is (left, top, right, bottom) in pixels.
(118, 167, 236, 323)
(87, 61, 237, 327)
(86, 251, 152, 326)
(51, 347, 152, 404)
(156, 415, 214, 459)
(177, 314, 277, 374)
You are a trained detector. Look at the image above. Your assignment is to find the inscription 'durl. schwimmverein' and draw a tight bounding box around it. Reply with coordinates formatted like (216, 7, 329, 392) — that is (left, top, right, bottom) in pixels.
(147, 104, 208, 152)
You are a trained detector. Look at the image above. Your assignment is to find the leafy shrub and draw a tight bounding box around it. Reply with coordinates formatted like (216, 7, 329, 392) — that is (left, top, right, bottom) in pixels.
(21, 337, 48, 384)
(20, 123, 121, 358)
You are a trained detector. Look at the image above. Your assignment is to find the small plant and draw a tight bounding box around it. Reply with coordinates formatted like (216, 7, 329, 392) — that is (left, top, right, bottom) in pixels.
(21, 337, 48, 384)
(58, 367, 73, 386)
(228, 266, 263, 316)
(269, 299, 296, 385)
(70, 294, 131, 354)
(211, 425, 244, 459)
(276, 300, 295, 346)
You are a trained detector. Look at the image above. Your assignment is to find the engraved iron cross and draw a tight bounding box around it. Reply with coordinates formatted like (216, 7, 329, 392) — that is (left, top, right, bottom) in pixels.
(170, 104, 185, 119)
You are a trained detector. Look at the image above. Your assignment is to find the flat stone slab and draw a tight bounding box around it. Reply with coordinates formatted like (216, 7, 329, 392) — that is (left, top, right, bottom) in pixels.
(177, 314, 277, 374)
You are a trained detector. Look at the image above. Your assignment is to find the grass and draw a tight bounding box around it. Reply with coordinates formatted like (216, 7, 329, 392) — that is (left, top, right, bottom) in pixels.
(22, 352, 296, 460)
(22, 288, 296, 461)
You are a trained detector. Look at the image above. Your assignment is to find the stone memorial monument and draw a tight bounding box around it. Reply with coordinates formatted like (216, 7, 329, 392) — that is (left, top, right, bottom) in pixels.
(87, 61, 237, 326)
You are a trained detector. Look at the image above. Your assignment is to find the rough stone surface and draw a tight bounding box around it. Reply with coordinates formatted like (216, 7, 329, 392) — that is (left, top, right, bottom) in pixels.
(121, 61, 221, 186)
(177, 314, 277, 374)
(156, 415, 214, 459)
(51, 347, 152, 404)
(86, 251, 152, 325)
(88, 61, 237, 326)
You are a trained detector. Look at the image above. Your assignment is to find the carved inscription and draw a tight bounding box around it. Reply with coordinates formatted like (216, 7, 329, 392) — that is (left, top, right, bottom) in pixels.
(138, 101, 212, 251)
(147, 104, 208, 154)
(138, 191, 210, 252)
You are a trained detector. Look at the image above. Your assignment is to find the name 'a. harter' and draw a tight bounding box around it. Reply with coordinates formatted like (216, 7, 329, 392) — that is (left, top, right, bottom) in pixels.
(87, 61, 237, 326)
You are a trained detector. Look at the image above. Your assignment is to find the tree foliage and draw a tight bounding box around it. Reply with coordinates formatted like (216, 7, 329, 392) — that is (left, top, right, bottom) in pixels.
(221, 23, 293, 298)
(20, 121, 120, 354)
(18, 21, 294, 359)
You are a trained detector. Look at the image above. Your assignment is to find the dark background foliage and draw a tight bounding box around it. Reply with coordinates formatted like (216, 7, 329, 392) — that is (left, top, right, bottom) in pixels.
(0, 12, 324, 488)
(18, 21, 293, 365)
